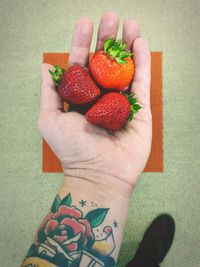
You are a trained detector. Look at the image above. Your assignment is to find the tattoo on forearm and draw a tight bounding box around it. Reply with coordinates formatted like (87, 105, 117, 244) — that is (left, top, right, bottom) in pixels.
(22, 193, 117, 267)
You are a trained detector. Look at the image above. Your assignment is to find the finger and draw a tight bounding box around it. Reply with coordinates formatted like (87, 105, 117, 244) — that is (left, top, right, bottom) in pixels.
(131, 37, 151, 107)
(68, 17, 93, 67)
(122, 19, 140, 50)
(96, 12, 119, 51)
(40, 63, 63, 115)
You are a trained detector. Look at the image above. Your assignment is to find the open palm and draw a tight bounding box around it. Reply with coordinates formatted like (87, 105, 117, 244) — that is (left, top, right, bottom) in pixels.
(38, 12, 152, 194)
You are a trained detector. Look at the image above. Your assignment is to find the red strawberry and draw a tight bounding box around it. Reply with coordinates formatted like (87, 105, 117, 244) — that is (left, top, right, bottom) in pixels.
(89, 38, 134, 91)
(85, 92, 141, 131)
(49, 65, 101, 105)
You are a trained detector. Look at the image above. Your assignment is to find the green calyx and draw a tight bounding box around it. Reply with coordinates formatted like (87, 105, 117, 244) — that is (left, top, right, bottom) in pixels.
(126, 93, 142, 121)
(104, 38, 133, 64)
(49, 65, 64, 85)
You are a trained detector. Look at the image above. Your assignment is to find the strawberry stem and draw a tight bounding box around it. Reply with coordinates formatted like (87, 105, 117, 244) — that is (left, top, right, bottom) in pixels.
(127, 93, 142, 121)
(49, 65, 64, 85)
(104, 38, 133, 64)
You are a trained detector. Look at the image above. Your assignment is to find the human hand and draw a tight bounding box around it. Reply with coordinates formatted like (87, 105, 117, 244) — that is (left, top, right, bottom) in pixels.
(38, 12, 152, 196)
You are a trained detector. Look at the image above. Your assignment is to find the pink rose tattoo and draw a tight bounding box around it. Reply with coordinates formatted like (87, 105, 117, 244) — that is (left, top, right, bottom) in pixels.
(25, 193, 116, 267)
(35, 205, 94, 252)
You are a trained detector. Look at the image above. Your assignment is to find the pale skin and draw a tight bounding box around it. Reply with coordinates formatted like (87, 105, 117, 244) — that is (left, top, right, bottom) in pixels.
(24, 12, 152, 265)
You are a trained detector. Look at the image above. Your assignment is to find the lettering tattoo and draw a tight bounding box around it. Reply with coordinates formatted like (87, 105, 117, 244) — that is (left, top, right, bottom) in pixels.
(22, 193, 116, 267)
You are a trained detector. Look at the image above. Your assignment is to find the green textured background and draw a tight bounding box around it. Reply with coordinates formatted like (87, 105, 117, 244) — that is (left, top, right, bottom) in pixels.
(0, 0, 200, 266)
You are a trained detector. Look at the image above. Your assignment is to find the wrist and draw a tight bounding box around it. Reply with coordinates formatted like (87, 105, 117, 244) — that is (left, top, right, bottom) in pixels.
(59, 175, 130, 261)
(61, 175, 131, 205)
(62, 170, 134, 200)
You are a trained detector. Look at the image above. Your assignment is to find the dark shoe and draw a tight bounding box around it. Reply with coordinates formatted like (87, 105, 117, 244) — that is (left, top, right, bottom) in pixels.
(126, 214, 175, 267)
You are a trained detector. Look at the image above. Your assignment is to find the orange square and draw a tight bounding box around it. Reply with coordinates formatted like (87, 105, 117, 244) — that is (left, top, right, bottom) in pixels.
(42, 52, 163, 172)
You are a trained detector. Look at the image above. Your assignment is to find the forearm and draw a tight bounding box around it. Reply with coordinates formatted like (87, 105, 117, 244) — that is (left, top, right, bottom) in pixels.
(21, 175, 131, 267)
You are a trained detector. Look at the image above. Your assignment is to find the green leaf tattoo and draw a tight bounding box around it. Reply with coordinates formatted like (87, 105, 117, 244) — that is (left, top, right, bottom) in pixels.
(85, 208, 109, 227)
(60, 193, 72, 206)
(51, 194, 61, 213)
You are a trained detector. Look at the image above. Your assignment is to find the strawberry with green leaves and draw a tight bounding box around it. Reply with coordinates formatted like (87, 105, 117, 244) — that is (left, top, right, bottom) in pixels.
(85, 92, 141, 131)
(49, 65, 101, 106)
(89, 38, 135, 91)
